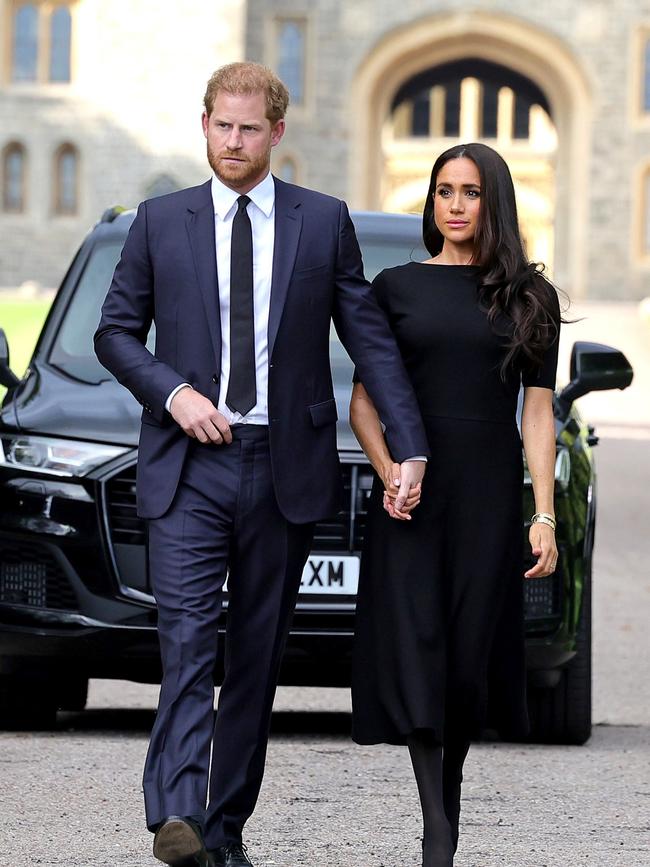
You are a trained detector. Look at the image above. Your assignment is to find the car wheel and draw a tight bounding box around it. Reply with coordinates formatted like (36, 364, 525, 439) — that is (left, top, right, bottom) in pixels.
(527, 564, 592, 745)
(0, 675, 59, 730)
(58, 676, 89, 712)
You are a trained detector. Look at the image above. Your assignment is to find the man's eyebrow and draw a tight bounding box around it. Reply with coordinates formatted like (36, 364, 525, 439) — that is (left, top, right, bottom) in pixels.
(212, 117, 262, 126)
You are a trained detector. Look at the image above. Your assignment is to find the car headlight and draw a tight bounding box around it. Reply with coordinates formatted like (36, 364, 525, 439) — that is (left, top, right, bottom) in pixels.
(0, 435, 130, 477)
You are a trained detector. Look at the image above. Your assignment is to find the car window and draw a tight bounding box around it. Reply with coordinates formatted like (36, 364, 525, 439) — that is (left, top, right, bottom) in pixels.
(48, 240, 154, 383)
(359, 238, 427, 281)
(46, 229, 424, 384)
(330, 236, 427, 365)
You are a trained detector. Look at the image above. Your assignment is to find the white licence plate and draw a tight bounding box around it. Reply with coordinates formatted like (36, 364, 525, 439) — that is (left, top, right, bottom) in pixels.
(299, 555, 359, 595)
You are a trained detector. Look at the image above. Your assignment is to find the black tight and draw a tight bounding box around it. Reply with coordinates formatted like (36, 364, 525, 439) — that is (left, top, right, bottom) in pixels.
(407, 730, 471, 866)
(442, 733, 471, 853)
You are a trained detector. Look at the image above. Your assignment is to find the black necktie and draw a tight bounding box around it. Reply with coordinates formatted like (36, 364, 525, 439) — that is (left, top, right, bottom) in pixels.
(226, 195, 256, 416)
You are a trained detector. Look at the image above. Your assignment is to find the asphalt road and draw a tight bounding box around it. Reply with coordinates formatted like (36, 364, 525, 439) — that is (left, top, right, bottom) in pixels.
(2, 434, 649, 867)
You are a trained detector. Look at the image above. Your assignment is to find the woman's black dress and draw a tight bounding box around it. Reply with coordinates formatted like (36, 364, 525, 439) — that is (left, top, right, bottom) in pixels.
(351, 263, 560, 745)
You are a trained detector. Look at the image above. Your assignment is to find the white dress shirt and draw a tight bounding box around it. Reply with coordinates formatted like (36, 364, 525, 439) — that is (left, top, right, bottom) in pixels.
(165, 171, 275, 424)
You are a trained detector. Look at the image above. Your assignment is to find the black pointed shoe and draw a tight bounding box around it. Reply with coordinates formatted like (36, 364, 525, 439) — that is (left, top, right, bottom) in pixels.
(153, 816, 210, 867)
(209, 842, 254, 866)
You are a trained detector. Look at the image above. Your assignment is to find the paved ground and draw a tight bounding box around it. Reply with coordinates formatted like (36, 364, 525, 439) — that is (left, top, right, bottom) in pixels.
(2, 720, 648, 866)
(2, 434, 648, 867)
(1, 301, 649, 866)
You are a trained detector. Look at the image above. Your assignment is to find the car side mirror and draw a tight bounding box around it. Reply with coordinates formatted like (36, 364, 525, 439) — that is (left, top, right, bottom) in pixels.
(556, 341, 633, 419)
(0, 328, 21, 389)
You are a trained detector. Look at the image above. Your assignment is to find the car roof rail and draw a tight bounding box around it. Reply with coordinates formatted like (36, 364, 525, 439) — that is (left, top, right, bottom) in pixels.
(99, 205, 126, 223)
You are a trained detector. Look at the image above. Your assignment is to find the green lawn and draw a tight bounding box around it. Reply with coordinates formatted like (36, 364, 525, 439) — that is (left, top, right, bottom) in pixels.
(0, 298, 53, 400)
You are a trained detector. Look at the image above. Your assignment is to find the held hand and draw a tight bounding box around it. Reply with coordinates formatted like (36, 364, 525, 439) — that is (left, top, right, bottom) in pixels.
(379, 462, 402, 500)
(170, 387, 233, 445)
(383, 484, 421, 521)
(525, 522, 558, 578)
(380, 460, 423, 521)
(395, 460, 426, 511)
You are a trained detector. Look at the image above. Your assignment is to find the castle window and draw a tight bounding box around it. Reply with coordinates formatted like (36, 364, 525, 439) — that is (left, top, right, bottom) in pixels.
(10, 2, 73, 84)
(49, 6, 72, 82)
(53, 143, 78, 215)
(3, 143, 27, 213)
(277, 20, 305, 106)
(12, 4, 39, 82)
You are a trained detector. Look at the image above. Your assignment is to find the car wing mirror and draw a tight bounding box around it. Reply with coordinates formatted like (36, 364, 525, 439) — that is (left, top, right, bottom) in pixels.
(0, 328, 21, 389)
(556, 341, 633, 419)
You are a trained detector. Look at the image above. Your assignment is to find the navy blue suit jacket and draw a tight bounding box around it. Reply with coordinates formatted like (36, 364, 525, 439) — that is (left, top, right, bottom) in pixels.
(94, 177, 429, 521)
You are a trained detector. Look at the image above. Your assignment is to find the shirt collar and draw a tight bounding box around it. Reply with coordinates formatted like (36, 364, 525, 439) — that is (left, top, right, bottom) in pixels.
(210, 171, 275, 220)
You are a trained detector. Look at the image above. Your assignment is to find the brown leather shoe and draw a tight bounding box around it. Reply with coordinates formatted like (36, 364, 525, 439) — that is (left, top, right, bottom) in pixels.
(153, 816, 209, 867)
(208, 842, 254, 866)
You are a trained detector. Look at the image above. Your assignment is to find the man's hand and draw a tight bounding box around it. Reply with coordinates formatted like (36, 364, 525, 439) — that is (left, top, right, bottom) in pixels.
(381, 459, 425, 521)
(170, 387, 232, 445)
(395, 460, 425, 510)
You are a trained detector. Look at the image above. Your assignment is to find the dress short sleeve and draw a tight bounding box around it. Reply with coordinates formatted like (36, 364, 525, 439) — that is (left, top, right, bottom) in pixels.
(521, 285, 561, 390)
(352, 270, 390, 385)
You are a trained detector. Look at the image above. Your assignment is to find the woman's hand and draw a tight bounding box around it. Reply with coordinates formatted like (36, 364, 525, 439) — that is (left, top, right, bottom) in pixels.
(380, 462, 422, 521)
(525, 522, 558, 577)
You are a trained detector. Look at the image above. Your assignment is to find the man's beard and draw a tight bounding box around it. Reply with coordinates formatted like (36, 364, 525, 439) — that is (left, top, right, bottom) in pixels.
(207, 141, 270, 189)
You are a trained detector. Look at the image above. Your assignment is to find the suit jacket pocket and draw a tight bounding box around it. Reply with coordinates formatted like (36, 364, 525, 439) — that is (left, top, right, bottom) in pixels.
(309, 398, 338, 428)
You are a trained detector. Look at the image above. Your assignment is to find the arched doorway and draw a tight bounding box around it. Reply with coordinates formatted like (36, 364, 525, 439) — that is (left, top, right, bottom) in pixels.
(384, 59, 557, 270)
(349, 11, 591, 295)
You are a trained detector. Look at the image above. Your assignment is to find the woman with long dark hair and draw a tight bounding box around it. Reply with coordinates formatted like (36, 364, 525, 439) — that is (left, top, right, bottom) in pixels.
(350, 143, 561, 866)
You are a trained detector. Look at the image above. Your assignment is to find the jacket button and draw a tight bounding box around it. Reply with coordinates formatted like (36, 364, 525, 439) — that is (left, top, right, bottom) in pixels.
(212, 374, 218, 383)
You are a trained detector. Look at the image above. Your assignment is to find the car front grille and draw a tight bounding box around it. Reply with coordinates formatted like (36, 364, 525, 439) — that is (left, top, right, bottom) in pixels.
(103, 461, 563, 627)
(0, 539, 78, 610)
(313, 464, 372, 552)
(103, 461, 375, 594)
(522, 551, 564, 628)
(105, 469, 146, 546)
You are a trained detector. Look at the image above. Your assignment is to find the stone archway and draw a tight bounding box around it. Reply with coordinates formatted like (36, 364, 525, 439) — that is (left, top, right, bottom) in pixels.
(349, 11, 592, 296)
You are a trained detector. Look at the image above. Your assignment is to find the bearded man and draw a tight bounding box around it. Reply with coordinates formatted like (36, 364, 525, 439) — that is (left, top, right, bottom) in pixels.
(95, 61, 428, 867)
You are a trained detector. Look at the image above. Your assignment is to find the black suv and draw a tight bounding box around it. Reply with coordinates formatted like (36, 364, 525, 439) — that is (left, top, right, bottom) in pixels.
(0, 207, 633, 744)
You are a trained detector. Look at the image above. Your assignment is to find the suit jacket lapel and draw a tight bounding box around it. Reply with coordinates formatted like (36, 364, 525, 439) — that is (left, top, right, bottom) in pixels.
(186, 181, 221, 367)
(269, 177, 302, 358)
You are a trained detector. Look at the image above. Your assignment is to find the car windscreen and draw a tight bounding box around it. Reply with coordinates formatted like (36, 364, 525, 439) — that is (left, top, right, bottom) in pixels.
(333, 235, 427, 369)
(46, 231, 426, 385)
(48, 240, 154, 384)
(359, 237, 427, 281)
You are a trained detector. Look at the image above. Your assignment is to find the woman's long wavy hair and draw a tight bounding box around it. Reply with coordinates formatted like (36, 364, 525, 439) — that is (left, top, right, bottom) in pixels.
(423, 142, 561, 378)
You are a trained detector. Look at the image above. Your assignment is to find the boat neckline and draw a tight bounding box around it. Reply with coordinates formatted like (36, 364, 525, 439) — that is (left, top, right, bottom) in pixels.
(408, 260, 480, 268)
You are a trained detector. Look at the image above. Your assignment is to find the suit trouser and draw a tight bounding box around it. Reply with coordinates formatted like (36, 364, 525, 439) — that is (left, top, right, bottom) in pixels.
(142, 426, 314, 848)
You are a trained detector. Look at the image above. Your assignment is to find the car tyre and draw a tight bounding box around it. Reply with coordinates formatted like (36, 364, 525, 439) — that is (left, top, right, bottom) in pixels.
(58, 676, 89, 712)
(0, 675, 59, 730)
(527, 565, 592, 745)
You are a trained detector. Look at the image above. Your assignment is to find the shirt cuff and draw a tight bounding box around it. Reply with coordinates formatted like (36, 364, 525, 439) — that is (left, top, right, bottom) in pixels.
(404, 456, 428, 462)
(165, 382, 192, 413)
